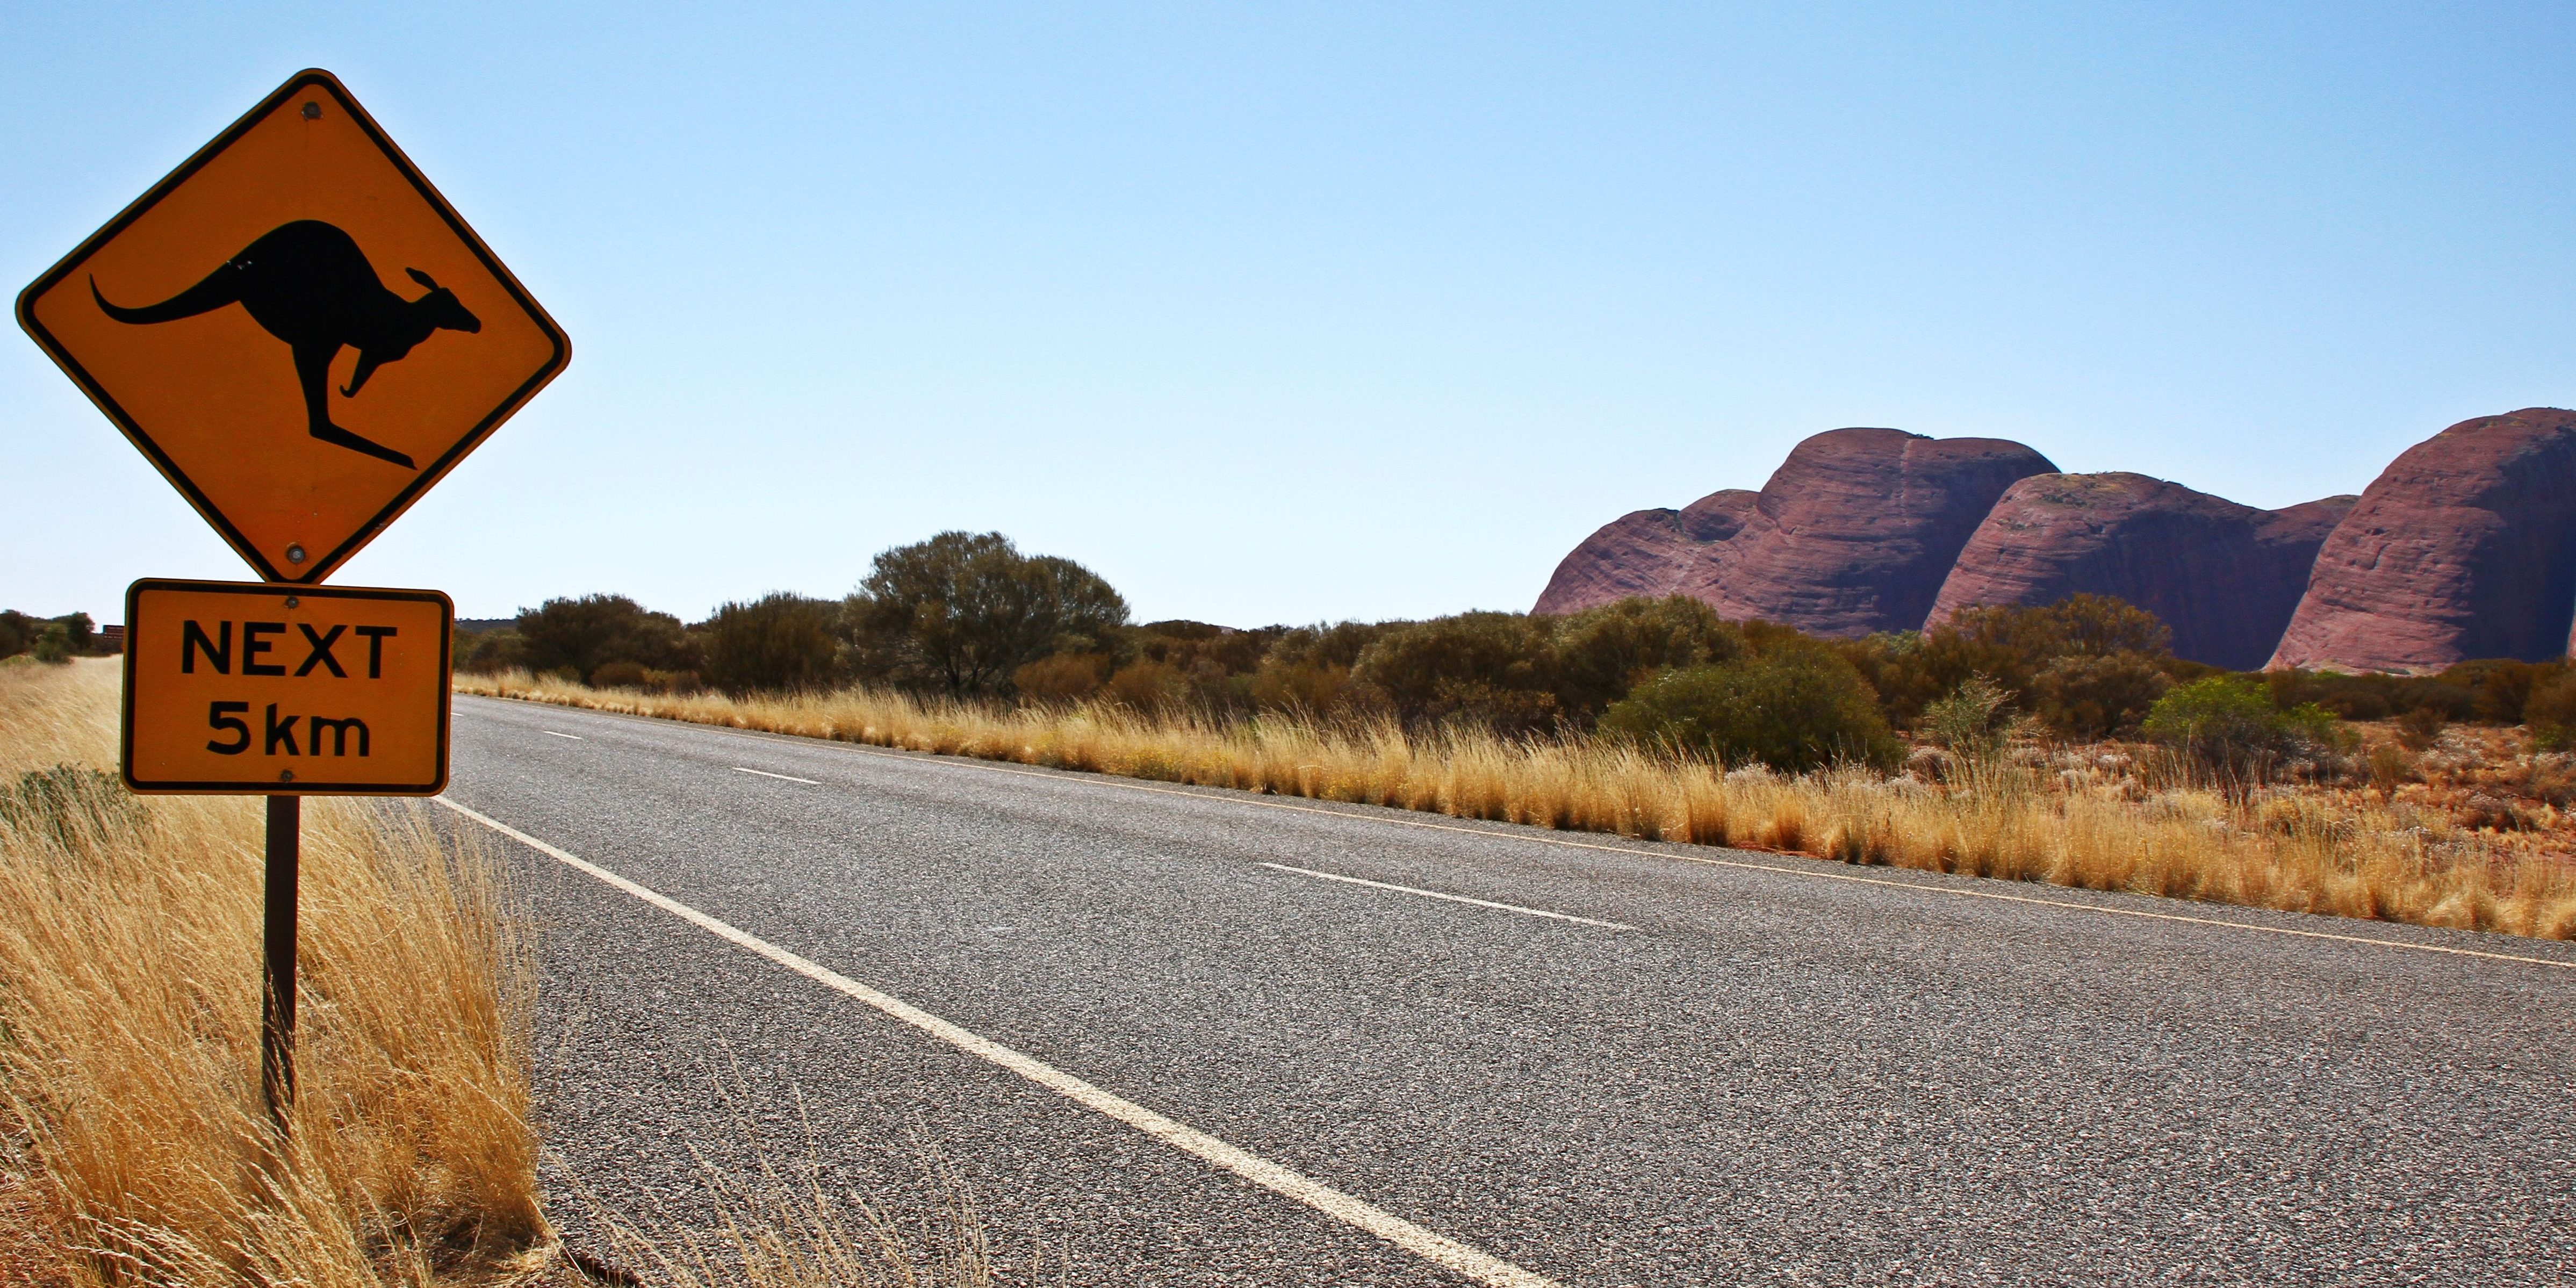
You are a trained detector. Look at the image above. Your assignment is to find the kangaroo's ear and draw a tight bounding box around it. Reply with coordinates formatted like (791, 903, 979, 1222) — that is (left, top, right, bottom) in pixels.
(406, 267, 442, 290)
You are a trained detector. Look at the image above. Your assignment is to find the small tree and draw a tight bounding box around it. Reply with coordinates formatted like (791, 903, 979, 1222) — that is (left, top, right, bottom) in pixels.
(701, 593, 841, 694)
(1601, 649, 1899, 773)
(845, 532, 1129, 696)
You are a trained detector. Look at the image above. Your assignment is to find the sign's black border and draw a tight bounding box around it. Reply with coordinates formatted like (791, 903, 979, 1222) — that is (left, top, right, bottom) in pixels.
(17, 69, 570, 585)
(121, 577, 454, 796)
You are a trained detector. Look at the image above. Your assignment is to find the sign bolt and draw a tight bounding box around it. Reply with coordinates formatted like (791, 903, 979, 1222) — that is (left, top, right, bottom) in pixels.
(278, 770, 296, 783)
(285, 544, 306, 565)
(282, 596, 300, 609)
(301, 102, 321, 120)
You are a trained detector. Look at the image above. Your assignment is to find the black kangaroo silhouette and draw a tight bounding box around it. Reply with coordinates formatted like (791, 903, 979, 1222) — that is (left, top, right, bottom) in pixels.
(90, 220, 481, 469)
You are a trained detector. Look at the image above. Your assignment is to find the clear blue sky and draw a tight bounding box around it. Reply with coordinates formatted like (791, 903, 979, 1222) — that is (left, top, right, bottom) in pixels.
(7, 3, 2572, 627)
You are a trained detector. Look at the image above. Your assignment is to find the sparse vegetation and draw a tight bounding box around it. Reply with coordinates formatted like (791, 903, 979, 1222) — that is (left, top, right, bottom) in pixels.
(0, 660, 1040, 1285)
(463, 667, 2576, 942)
(440, 535, 2576, 945)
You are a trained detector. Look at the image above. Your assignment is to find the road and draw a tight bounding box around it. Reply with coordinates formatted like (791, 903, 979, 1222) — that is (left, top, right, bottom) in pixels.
(442, 694, 2576, 1286)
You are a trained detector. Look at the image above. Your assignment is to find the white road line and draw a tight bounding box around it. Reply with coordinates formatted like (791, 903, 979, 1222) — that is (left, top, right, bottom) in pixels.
(831, 746, 2576, 972)
(733, 766, 820, 785)
(459, 699, 2576, 973)
(1261, 861, 1637, 931)
(433, 796, 1562, 1288)
(542, 730, 584, 740)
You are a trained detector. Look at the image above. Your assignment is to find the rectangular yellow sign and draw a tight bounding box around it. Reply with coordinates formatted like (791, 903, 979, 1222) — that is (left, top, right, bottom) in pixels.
(122, 579, 451, 794)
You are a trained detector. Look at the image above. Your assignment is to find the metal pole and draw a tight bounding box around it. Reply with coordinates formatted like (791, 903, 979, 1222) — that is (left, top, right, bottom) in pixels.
(261, 793, 300, 1132)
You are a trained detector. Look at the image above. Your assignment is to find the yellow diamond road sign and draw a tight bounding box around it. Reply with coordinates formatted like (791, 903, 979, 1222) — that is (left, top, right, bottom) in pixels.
(16, 68, 569, 584)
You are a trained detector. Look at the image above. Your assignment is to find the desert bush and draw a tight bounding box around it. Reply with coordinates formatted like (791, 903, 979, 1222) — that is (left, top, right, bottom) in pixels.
(1014, 651, 1112, 704)
(517, 594, 694, 680)
(1353, 612, 1563, 734)
(702, 592, 843, 695)
(455, 627, 530, 674)
(844, 531, 1128, 696)
(2143, 675, 2340, 774)
(31, 623, 75, 664)
(2397, 704, 2449, 751)
(1247, 622, 1399, 715)
(1918, 674, 2016, 760)
(2267, 661, 2559, 726)
(1548, 595, 1748, 723)
(1601, 649, 1900, 772)
(589, 659, 651, 690)
(2527, 670, 2576, 750)
(1104, 659, 1191, 712)
(1837, 594, 2177, 725)
(2365, 742, 2418, 791)
(2029, 650, 2171, 738)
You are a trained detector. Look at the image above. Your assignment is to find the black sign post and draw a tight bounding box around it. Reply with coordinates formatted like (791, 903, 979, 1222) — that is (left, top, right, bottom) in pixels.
(262, 795, 300, 1129)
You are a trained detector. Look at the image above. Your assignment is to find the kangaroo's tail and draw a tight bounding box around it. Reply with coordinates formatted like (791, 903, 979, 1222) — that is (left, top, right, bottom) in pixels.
(91, 267, 241, 325)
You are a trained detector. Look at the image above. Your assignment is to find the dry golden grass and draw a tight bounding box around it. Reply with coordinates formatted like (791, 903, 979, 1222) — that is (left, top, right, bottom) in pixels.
(0, 657, 544, 1285)
(464, 669, 2576, 941)
(0, 658, 1024, 1287)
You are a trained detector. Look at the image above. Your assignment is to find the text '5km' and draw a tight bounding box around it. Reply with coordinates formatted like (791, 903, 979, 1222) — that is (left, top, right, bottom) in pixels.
(123, 580, 453, 795)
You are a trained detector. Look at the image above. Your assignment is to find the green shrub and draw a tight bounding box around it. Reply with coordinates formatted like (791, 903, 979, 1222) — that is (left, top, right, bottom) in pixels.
(701, 593, 842, 695)
(1918, 674, 2016, 758)
(1601, 649, 1899, 773)
(2141, 675, 2340, 772)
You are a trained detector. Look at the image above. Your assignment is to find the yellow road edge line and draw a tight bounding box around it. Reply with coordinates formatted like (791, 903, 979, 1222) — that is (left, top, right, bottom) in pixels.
(432, 795, 1564, 1288)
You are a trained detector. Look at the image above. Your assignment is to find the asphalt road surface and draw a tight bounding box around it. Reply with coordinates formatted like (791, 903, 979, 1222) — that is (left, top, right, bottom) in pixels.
(442, 694, 2576, 1286)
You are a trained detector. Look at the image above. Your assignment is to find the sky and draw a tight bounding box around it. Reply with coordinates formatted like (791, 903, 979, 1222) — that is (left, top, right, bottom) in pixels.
(6, 3, 2574, 627)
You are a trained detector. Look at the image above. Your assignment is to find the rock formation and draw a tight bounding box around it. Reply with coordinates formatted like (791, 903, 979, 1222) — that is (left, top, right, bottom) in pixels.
(2270, 408, 2576, 674)
(1536, 427, 2056, 635)
(1925, 473, 2357, 670)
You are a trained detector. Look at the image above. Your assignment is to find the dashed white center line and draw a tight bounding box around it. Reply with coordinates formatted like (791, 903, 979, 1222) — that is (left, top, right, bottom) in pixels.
(1260, 861, 1637, 931)
(733, 766, 819, 785)
(433, 796, 1562, 1288)
(541, 730, 584, 740)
